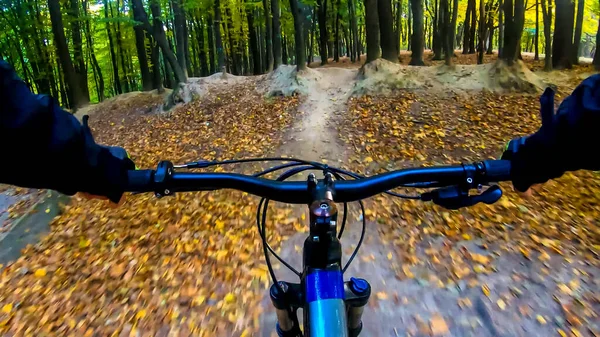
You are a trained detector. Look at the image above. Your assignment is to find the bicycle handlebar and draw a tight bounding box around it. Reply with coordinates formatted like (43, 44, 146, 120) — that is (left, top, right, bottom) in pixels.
(126, 160, 512, 204)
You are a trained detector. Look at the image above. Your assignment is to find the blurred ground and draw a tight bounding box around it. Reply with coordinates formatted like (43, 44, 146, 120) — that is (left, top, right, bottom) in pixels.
(0, 53, 599, 337)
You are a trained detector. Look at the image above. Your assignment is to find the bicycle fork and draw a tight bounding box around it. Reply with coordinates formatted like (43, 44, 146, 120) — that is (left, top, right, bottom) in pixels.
(269, 277, 371, 337)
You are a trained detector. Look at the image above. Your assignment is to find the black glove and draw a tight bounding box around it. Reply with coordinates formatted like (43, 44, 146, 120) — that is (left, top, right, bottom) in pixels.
(80, 115, 135, 203)
(502, 77, 600, 192)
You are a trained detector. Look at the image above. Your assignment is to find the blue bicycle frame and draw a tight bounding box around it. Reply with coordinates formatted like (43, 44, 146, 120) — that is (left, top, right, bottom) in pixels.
(268, 173, 371, 337)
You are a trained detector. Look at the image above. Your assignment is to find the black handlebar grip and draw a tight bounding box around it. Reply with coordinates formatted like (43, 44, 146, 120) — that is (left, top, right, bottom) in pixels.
(126, 170, 155, 192)
(483, 160, 512, 182)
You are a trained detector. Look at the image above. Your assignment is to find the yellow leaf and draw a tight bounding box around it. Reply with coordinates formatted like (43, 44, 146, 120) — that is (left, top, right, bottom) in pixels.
(462, 233, 472, 240)
(387, 252, 393, 260)
(45, 208, 50, 214)
(240, 328, 251, 337)
(471, 253, 489, 264)
(34, 268, 47, 278)
(570, 328, 582, 337)
(497, 299, 506, 310)
(215, 220, 225, 230)
(558, 283, 572, 295)
(224, 292, 236, 303)
(430, 314, 449, 336)
(364, 156, 373, 163)
(482, 284, 490, 297)
(557, 329, 567, 337)
(79, 238, 91, 248)
(135, 309, 147, 320)
(376, 292, 388, 300)
(536, 315, 547, 325)
(1, 304, 12, 314)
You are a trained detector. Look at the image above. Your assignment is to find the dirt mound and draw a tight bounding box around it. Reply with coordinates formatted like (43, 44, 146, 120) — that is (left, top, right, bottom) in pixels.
(257, 65, 324, 97)
(355, 59, 550, 95)
(74, 90, 169, 121)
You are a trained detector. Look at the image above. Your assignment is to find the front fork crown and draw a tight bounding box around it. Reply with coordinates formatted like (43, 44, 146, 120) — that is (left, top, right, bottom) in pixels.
(270, 278, 371, 337)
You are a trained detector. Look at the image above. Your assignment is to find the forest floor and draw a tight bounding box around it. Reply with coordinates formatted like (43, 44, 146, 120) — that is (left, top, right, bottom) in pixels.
(0, 53, 599, 337)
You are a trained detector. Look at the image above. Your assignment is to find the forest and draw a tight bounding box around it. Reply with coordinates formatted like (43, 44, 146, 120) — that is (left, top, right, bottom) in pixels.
(1, 0, 599, 109)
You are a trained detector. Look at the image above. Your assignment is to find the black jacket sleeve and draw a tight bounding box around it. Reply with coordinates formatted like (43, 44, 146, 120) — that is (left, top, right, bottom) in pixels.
(505, 74, 600, 191)
(0, 61, 133, 201)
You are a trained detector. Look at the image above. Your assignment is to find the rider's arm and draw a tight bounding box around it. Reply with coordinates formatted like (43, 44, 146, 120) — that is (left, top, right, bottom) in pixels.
(505, 74, 600, 191)
(0, 61, 133, 202)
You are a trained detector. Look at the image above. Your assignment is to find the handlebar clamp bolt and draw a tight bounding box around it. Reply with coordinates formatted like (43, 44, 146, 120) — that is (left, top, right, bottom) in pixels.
(164, 189, 171, 195)
(466, 177, 473, 184)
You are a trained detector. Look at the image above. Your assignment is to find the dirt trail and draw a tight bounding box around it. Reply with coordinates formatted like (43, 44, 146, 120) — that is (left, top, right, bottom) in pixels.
(276, 67, 356, 162)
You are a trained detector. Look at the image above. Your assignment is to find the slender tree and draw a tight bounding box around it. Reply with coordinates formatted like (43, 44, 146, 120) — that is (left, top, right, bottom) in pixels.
(48, 0, 88, 108)
(498, 0, 503, 57)
(132, 2, 153, 91)
(263, 0, 274, 71)
(572, 0, 584, 64)
(83, 0, 104, 100)
(450, 0, 458, 52)
(410, 0, 425, 64)
(365, 0, 381, 62)
(214, 0, 226, 72)
(379, 0, 398, 61)
(69, 0, 89, 100)
(317, 0, 329, 64)
(463, 0, 474, 54)
(289, 0, 306, 70)
(395, 0, 402, 54)
(246, 2, 262, 74)
(348, 0, 360, 61)
(272, 0, 283, 67)
(553, 0, 574, 68)
(503, 0, 525, 64)
(534, 0, 539, 60)
(540, 0, 552, 70)
(334, 0, 341, 61)
(477, 0, 485, 63)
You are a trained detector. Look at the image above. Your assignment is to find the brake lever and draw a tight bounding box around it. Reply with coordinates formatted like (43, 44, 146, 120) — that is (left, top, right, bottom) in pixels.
(421, 185, 503, 210)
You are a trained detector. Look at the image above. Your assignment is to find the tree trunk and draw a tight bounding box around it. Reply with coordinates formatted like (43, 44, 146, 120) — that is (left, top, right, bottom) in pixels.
(534, 0, 540, 60)
(379, 0, 398, 61)
(410, 0, 425, 64)
(443, 0, 452, 64)
(477, 0, 485, 63)
(192, 15, 207, 76)
(69, 0, 89, 101)
(309, 7, 317, 63)
(144, 0, 187, 82)
(263, 0, 274, 71)
(364, 0, 381, 62)
(150, 37, 164, 92)
(572, 0, 584, 64)
(282, 35, 289, 63)
(593, 16, 600, 69)
(432, 0, 443, 59)
(408, 0, 412, 50)
(272, 0, 283, 67)
(49, 0, 88, 109)
(289, 0, 307, 70)
(113, 1, 130, 92)
(503, 0, 524, 64)
(83, 0, 104, 100)
(213, 0, 226, 72)
(469, 0, 477, 53)
(463, 0, 473, 53)
(245, 5, 261, 74)
(317, 0, 329, 64)
(552, 0, 574, 69)
(334, 0, 341, 61)
(540, 0, 552, 70)
(450, 0, 458, 52)
(132, 8, 153, 90)
(171, 0, 188, 78)
(349, 0, 360, 61)
(225, 6, 241, 75)
(208, 14, 216, 73)
(498, 0, 504, 57)
(395, 0, 402, 54)
(103, 0, 121, 95)
(487, 25, 494, 54)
